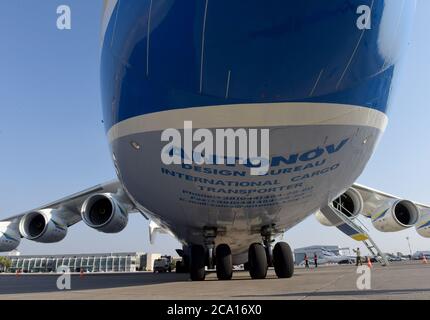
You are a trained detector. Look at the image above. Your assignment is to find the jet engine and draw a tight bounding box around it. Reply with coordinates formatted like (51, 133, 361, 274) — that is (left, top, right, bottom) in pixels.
(371, 200, 419, 232)
(0, 225, 20, 252)
(315, 188, 363, 226)
(331, 188, 363, 218)
(415, 213, 430, 238)
(19, 209, 67, 243)
(81, 193, 128, 233)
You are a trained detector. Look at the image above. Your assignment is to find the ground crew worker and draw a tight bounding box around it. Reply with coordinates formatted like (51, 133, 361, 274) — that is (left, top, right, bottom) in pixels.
(314, 253, 318, 268)
(304, 254, 309, 268)
(353, 247, 362, 266)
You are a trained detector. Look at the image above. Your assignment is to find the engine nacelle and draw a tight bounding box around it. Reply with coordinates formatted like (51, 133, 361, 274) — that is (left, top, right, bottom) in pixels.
(315, 211, 335, 226)
(416, 213, 430, 238)
(315, 188, 363, 227)
(372, 200, 419, 232)
(81, 193, 128, 233)
(331, 188, 363, 218)
(19, 210, 67, 243)
(0, 225, 21, 252)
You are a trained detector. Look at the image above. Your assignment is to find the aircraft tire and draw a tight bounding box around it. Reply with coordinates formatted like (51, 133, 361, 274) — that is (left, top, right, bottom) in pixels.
(273, 242, 294, 278)
(248, 243, 268, 279)
(190, 245, 206, 281)
(216, 244, 233, 280)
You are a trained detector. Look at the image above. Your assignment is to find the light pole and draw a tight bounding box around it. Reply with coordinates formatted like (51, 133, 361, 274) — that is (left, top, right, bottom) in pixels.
(406, 237, 413, 258)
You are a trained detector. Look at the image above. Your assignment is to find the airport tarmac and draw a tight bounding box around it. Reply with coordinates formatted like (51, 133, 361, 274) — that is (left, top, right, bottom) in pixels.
(0, 261, 429, 300)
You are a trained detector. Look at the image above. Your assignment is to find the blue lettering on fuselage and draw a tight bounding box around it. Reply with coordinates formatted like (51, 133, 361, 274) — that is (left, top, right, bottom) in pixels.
(247, 138, 349, 168)
(168, 138, 349, 168)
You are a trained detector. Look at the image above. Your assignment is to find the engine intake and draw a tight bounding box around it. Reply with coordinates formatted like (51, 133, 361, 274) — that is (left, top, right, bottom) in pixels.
(331, 188, 363, 218)
(372, 200, 419, 232)
(315, 188, 363, 227)
(81, 193, 128, 233)
(19, 210, 67, 243)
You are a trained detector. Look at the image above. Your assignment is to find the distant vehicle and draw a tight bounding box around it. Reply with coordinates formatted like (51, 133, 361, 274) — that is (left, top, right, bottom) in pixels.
(385, 254, 408, 262)
(153, 256, 173, 273)
(364, 256, 378, 263)
(412, 251, 430, 260)
(388, 256, 401, 262)
(337, 259, 354, 265)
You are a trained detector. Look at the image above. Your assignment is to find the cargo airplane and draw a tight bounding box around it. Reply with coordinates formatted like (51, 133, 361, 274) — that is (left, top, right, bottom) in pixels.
(1, 0, 429, 281)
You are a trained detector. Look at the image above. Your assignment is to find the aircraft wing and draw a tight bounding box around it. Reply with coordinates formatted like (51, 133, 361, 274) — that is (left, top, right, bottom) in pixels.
(316, 183, 430, 264)
(352, 183, 430, 217)
(0, 180, 138, 251)
(0, 180, 127, 226)
(353, 183, 430, 238)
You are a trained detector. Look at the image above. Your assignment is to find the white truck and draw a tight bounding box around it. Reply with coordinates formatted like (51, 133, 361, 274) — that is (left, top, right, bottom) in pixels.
(153, 255, 173, 273)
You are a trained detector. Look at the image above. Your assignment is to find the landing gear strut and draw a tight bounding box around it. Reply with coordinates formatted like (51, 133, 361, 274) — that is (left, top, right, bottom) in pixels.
(189, 227, 220, 281)
(261, 225, 275, 267)
(204, 227, 216, 270)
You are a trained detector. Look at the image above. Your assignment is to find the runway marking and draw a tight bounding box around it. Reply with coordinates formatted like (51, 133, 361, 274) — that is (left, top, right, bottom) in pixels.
(309, 69, 324, 97)
(336, 0, 374, 90)
(146, 0, 153, 76)
(110, 0, 121, 48)
(200, 0, 209, 94)
(298, 271, 350, 300)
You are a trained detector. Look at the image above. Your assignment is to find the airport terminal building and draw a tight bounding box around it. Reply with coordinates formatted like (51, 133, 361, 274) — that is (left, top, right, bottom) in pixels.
(4, 252, 162, 273)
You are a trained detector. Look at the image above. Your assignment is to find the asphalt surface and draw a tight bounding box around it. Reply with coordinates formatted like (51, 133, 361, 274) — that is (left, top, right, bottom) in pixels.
(0, 261, 429, 300)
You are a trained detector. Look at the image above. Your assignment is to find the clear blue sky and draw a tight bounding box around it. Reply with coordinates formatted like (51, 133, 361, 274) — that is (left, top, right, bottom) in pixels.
(0, 0, 429, 256)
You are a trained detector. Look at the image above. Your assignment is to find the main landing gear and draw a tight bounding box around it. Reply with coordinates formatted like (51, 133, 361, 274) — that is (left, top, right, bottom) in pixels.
(186, 226, 294, 281)
(248, 226, 294, 279)
(189, 228, 218, 281)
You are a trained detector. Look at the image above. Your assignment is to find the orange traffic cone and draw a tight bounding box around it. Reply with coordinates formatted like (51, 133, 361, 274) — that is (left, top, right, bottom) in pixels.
(367, 257, 373, 268)
(15, 269, 21, 277)
(422, 255, 428, 264)
(80, 269, 84, 278)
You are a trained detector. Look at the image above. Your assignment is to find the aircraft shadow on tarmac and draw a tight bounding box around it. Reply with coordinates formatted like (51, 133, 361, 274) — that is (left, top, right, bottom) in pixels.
(0, 270, 286, 295)
(0, 273, 190, 295)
